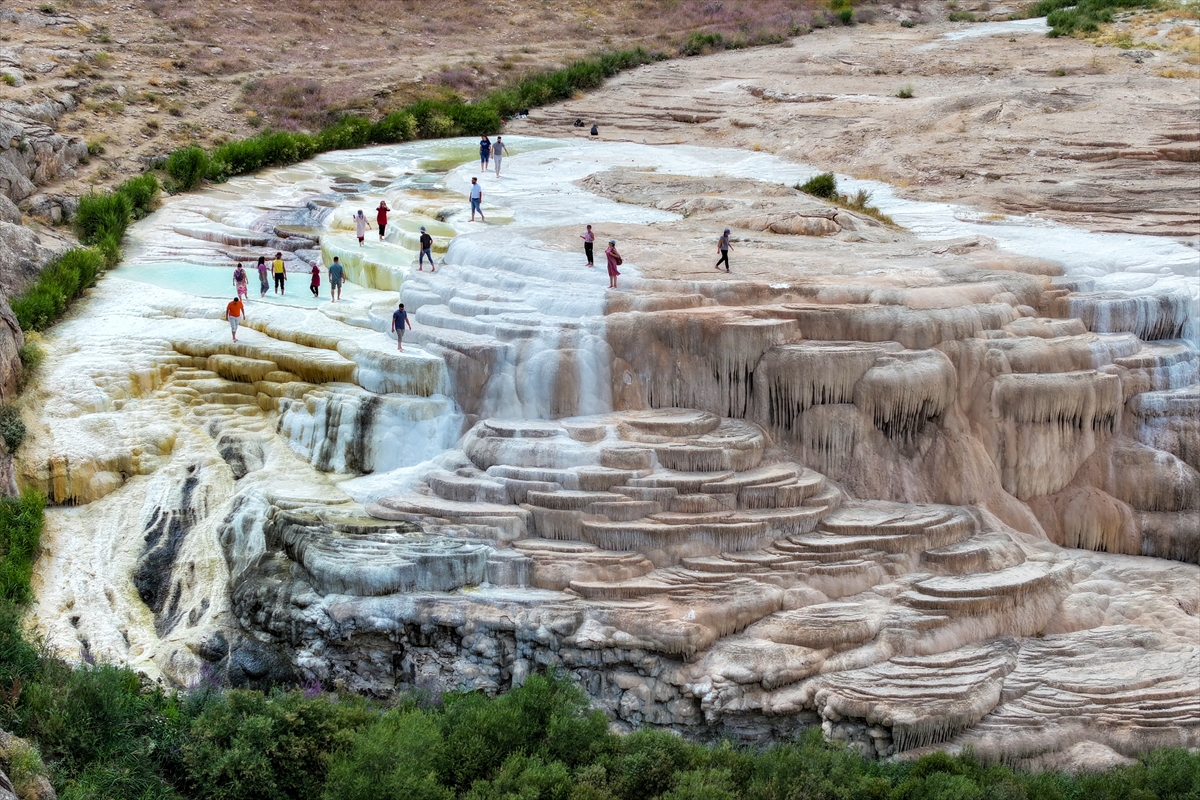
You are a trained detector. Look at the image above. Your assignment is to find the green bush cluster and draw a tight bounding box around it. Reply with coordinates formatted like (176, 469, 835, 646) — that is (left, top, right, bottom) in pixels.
(0, 405, 25, 455)
(11, 248, 106, 331)
(0, 490, 42, 604)
(797, 173, 897, 226)
(1026, 0, 1156, 36)
(13, 172, 159, 334)
(156, 47, 664, 191)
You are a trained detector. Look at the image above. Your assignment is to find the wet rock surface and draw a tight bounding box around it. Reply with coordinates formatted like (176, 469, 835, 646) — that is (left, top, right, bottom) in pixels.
(18, 140, 1198, 766)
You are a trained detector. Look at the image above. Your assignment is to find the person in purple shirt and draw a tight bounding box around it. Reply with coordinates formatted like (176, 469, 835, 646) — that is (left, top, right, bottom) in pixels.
(392, 302, 412, 351)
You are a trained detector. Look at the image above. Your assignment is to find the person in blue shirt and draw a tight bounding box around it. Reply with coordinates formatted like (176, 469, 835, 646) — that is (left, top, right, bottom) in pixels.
(392, 303, 412, 351)
(479, 136, 491, 171)
(328, 256, 345, 302)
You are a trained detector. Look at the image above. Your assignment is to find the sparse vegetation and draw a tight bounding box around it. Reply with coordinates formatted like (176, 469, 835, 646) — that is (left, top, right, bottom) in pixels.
(0, 407, 26, 457)
(1026, 0, 1162, 37)
(797, 172, 897, 225)
(1, 74, 15, 87)
(897, 83, 915, 97)
(948, 10, 979, 21)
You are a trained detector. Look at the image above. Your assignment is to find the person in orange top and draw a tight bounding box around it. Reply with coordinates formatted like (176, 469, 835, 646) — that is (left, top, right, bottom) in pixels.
(226, 296, 246, 342)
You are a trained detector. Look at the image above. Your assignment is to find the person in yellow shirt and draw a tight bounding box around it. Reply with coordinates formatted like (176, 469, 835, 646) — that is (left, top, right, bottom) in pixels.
(272, 252, 287, 295)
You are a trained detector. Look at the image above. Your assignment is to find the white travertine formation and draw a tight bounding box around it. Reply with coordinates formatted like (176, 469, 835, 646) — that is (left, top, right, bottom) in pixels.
(19, 139, 1198, 766)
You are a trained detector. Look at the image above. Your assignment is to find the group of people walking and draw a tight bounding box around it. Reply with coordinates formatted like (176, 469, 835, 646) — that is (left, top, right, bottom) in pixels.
(478, 135, 510, 176)
(225, 253, 347, 341)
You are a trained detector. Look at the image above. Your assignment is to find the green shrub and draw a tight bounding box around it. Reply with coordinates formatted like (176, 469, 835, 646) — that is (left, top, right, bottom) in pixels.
(116, 174, 160, 220)
(897, 84, 915, 98)
(74, 191, 131, 245)
(604, 729, 697, 800)
(323, 710, 451, 800)
(838, 8, 855, 24)
(798, 172, 838, 199)
(164, 146, 210, 191)
(0, 406, 25, 456)
(0, 490, 43, 604)
(682, 32, 724, 56)
(901, 19, 917, 27)
(181, 689, 372, 800)
(17, 341, 43, 373)
(372, 111, 418, 143)
(446, 103, 503, 137)
(11, 248, 107, 331)
(317, 117, 373, 152)
(948, 10, 978, 21)
(462, 753, 572, 800)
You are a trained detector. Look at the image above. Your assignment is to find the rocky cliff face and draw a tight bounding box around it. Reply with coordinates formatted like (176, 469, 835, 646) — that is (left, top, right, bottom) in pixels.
(18, 140, 1198, 767)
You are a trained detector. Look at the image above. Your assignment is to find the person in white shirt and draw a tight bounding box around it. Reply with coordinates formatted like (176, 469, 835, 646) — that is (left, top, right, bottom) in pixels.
(469, 177, 485, 222)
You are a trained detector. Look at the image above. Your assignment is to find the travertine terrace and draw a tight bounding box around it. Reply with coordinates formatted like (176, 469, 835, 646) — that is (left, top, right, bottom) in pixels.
(18, 137, 1199, 768)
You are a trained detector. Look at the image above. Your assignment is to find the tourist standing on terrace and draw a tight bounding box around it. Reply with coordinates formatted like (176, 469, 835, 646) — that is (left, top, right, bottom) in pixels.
(376, 201, 390, 241)
(328, 257, 344, 302)
(309, 263, 321, 298)
(392, 303, 412, 351)
(256, 256, 269, 298)
(233, 262, 249, 300)
(715, 228, 732, 272)
(469, 177, 485, 222)
(605, 239, 622, 290)
(580, 225, 595, 267)
(226, 296, 245, 343)
(419, 226, 436, 272)
(272, 252, 287, 294)
(492, 136, 509, 177)
(479, 135, 491, 171)
(355, 210, 370, 246)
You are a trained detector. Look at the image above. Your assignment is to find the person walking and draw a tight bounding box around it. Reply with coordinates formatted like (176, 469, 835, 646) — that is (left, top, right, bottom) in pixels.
(233, 262, 249, 300)
(272, 251, 287, 295)
(355, 210, 370, 246)
(580, 225, 595, 267)
(479, 135, 491, 171)
(309, 262, 321, 298)
(226, 296, 245, 342)
(715, 228, 732, 272)
(256, 256, 269, 298)
(418, 226, 436, 272)
(376, 201, 390, 241)
(391, 302, 412, 351)
(328, 256, 344, 302)
(492, 136, 509, 177)
(469, 177, 485, 222)
(605, 239, 622, 290)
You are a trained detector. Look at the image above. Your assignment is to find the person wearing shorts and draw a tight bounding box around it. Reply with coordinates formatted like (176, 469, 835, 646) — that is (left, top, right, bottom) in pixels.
(492, 136, 509, 177)
(419, 226, 435, 272)
(272, 252, 287, 294)
(391, 302, 412, 351)
(376, 201, 389, 240)
(256, 256, 270, 298)
(226, 296, 245, 342)
(469, 177, 484, 222)
(328, 256, 344, 302)
(580, 224, 595, 267)
(355, 210, 370, 245)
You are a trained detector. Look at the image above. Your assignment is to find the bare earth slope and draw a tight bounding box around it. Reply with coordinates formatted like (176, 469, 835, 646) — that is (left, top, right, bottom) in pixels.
(509, 20, 1200, 239)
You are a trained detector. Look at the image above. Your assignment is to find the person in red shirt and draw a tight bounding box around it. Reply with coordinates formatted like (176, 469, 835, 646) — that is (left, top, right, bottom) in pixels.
(226, 297, 246, 342)
(376, 201, 390, 241)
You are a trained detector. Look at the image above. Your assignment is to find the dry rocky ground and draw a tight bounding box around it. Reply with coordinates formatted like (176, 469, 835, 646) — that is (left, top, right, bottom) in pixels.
(0, 0, 1197, 243)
